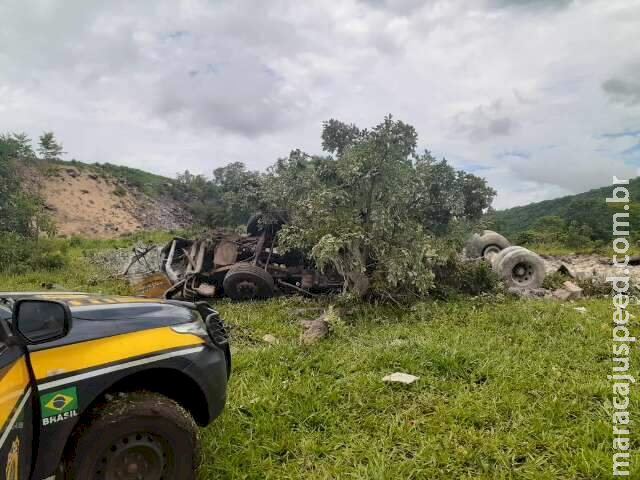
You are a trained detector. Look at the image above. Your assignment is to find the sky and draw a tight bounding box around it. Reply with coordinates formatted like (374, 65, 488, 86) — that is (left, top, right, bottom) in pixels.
(0, 0, 639, 209)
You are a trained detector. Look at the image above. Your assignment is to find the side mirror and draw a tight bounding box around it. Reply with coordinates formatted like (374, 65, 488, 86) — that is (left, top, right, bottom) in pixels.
(13, 299, 72, 345)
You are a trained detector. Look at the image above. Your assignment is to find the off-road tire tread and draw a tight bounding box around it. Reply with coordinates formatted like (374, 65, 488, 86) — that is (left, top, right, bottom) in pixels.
(63, 391, 199, 480)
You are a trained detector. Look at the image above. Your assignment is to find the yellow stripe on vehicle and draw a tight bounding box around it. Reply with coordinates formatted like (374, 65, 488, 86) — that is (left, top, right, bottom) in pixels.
(29, 326, 204, 381)
(8, 293, 162, 306)
(0, 358, 30, 432)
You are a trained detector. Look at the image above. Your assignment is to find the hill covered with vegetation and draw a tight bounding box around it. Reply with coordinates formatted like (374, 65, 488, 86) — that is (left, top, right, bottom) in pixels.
(493, 178, 640, 250)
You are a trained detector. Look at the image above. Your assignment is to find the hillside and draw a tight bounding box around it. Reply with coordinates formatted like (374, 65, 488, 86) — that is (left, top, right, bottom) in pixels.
(494, 177, 640, 242)
(27, 161, 191, 238)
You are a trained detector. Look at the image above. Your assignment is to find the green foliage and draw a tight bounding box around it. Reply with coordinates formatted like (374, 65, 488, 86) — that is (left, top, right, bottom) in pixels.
(0, 132, 54, 238)
(495, 178, 640, 247)
(431, 257, 501, 298)
(38, 131, 65, 161)
(0, 234, 632, 477)
(168, 163, 262, 228)
(195, 296, 632, 479)
(511, 215, 595, 252)
(263, 115, 496, 299)
(112, 185, 127, 197)
(85, 162, 172, 197)
(0, 233, 69, 273)
(541, 271, 567, 290)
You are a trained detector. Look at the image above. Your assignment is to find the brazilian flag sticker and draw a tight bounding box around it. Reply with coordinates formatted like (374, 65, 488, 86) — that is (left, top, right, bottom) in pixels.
(40, 387, 78, 420)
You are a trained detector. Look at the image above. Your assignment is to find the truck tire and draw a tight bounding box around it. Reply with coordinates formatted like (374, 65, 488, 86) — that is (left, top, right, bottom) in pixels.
(490, 245, 527, 271)
(496, 248, 545, 289)
(246, 212, 286, 238)
(246, 212, 264, 237)
(465, 230, 510, 259)
(64, 391, 199, 480)
(223, 263, 275, 301)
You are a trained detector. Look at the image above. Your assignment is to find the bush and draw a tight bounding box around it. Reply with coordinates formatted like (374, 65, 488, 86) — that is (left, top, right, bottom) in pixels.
(0, 234, 69, 273)
(431, 256, 501, 298)
(113, 185, 127, 197)
(542, 271, 566, 290)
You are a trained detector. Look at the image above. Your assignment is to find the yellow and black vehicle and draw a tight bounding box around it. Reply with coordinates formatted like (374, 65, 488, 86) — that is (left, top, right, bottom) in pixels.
(0, 292, 230, 480)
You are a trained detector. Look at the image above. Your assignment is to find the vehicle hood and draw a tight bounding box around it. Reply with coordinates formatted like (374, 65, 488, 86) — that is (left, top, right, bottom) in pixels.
(0, 292, 199, 350)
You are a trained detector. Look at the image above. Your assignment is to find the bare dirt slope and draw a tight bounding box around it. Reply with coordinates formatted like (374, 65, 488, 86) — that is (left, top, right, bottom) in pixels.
(33, 165, 190, 238)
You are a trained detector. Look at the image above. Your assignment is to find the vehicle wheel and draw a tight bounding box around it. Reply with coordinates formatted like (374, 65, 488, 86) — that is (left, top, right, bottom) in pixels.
(246, 212, 286, 238)
(223, 263, 274, 301)
(465, 230, 511, 259)
(246, 213, 263, 237)
(496, 248, 545, 289)
(64, 391, 199, 480)
(490, 245, 527, 271)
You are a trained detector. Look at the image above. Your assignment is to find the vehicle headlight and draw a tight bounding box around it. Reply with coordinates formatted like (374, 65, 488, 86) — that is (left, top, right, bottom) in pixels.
(171, 321, 209, 339)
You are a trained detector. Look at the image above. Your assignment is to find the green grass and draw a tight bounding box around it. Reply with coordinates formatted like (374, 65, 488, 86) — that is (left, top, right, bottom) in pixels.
(49, 158, 174, 197)
(201, 297, 638, 479)
(0, 231, 177, 292)
(1, 246, 636, 478)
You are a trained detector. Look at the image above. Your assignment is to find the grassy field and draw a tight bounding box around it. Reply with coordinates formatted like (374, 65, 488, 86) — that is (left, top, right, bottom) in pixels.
(201, 297, 637, 479)
(1, 245, 637, 478)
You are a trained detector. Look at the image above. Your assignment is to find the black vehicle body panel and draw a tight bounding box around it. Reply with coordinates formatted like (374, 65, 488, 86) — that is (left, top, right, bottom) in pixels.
(0, 292, 230, 480)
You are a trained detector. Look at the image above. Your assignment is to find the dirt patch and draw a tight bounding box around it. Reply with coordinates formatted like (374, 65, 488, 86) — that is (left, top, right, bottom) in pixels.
(32, 166, 191, 238)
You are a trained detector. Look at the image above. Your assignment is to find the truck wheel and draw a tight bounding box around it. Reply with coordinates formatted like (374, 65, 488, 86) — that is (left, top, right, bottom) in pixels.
(465, 230, 510, 259)
(497, 248, 545, 289)
(490, 245, 527, 271)
(64, 391, 199, 480)
(246, 212, 286, 238)
(223, 263, 274, 301)
(246, 213, 264, 237)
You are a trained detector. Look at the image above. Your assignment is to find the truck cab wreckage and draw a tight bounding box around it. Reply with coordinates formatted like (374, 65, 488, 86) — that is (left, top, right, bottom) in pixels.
(155, 213, 343, 301)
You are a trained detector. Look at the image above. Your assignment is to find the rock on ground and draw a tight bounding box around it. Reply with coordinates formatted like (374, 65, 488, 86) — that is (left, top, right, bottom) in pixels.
(300, 316, 330, 345)
(262, 334, 278, 345)
(382, 372, 420, 384)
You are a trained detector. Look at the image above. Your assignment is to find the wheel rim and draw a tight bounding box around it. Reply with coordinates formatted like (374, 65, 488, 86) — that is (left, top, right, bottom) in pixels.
(483, 244, 502, 260)
(511, 261, 535, 286)
(236, 280, 258, 299)
(99, 433, 170, 480)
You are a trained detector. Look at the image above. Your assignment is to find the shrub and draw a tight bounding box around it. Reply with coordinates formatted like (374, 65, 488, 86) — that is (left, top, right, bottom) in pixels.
(431, 256, 501, 298)
(113, 185, 127, 197)
(0, 234, 69, 273)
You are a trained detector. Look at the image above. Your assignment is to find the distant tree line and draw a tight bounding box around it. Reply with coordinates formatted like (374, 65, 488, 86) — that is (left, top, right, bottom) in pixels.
(493, 179, 640, 249)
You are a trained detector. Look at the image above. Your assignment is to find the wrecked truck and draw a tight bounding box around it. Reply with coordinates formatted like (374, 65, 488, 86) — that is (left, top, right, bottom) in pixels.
(157, 214, 343, 301)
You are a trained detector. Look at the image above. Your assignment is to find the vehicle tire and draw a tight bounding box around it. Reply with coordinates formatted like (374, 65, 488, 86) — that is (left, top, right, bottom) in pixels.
(64, 391, 199, 480)
(223, 263, 274, 301)
(490, 245, 527, 271)
(246, 213, 264, 237)
(496, 248, 545, 289)
(465, 230, 511, 260)
(246, 212, 286, 238)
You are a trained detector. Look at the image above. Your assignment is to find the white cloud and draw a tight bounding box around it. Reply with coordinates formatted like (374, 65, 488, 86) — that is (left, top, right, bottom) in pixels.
(0, 0, 639, 208)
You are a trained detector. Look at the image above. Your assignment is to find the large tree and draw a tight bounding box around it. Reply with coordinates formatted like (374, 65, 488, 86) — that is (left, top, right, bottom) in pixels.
(264, 115, 496, 299)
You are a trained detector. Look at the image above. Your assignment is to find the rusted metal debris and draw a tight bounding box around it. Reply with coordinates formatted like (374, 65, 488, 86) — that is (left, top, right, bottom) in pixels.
(128, 213, 343, 301)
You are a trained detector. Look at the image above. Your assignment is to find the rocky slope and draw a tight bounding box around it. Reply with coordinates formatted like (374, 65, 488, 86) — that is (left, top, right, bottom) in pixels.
(31, 164, 191, 238)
